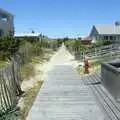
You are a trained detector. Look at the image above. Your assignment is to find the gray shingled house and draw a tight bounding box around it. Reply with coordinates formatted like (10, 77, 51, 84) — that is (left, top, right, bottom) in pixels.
(90, 22, 120, 43)
(0, 8, 14, 38)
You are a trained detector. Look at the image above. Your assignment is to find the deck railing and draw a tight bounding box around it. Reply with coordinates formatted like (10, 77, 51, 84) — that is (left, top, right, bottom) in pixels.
(69, 44, 120, 62)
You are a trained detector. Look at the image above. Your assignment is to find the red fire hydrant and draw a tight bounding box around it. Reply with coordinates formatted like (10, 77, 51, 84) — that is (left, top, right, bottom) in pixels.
(84, 58, 90, 74)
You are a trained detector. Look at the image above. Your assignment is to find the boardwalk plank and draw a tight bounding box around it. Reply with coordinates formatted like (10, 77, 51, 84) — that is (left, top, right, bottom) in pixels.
(27, 66, 106, 120)
(27, 46, 108, 120)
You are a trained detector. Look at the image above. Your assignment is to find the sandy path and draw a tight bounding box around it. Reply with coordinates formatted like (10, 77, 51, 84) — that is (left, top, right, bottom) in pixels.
(35, 45, 82, 81)
(21, 45, 81, 91)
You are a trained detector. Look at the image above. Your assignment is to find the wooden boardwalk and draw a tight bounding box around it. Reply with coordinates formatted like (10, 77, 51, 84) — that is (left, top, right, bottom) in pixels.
(27, 46, 120, 120)
(27, 65, 108, 120)
(82, 73, 120, 120)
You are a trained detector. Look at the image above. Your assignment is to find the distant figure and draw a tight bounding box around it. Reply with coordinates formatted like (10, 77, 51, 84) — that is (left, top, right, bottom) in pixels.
(84, 58, 90, 74)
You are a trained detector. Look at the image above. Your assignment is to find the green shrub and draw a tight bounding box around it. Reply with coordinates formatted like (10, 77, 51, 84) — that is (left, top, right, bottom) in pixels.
(0, 36, 16, 61)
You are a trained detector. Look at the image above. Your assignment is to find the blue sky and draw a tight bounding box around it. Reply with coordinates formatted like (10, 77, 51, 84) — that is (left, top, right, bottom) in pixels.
(1, 0, 120, 38)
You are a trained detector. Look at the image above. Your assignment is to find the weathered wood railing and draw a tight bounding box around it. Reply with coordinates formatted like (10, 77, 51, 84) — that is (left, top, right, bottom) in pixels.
(68, 44, 120, 62)
(0, 56, 23, 117)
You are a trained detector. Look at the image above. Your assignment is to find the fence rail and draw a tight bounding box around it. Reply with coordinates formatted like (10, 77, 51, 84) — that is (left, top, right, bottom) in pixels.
(70, 44, 120, 62)
(85, 45, 120, 61)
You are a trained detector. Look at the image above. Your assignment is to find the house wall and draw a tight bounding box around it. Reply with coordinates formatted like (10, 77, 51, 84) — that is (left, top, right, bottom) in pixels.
(116, 35, 120, 43)
(90, 26, 120, 43)
(91, 35, 102, 43)
(100, 35, 120, 43)
(90, 26, 99, 43)
(0, 11, 14, 37)
(91, 32, 120, 43)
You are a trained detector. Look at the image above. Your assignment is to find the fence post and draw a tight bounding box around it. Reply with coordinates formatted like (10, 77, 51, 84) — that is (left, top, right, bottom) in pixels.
(110, 45, 113, 58)
(12, 57, 23, 96)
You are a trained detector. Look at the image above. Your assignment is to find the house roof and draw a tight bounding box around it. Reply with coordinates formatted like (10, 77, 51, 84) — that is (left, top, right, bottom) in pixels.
(0, 8, 13, 16)
(94, 24, 120, 35)
(15, 33, 41, 37)
(81, 36, 92, 41)
(80, 36, 91, 44)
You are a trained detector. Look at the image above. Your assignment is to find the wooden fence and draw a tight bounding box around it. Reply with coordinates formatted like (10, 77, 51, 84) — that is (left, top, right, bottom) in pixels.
(85, 45, 120, 61)
(0, 56, 23, 117)
(70, 44, 120, 62)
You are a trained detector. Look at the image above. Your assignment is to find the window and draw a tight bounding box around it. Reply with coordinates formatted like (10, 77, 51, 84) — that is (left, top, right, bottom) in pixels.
(110, 36, 113, 40)
(110, 36, 116, 40)
(0, 29, 3, 37)
(104, 36, 108, 40)
(1, 17, 7, 22)
(0, 14, 8, 22)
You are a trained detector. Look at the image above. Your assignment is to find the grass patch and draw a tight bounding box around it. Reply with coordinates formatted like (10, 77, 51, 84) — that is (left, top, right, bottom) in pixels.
(30, 49, 54, 64)
(77, 65, 101, 76)
(0, 109, 20, 120)
(77, 53, 120, 75)
(76, 62, 101, 75)
(20, 50, 54, 80)
(21, 64, 36, 80)
(31, 57, 44, 64)
(20, 81, 43, 120)
(0, 61, 8, 69)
